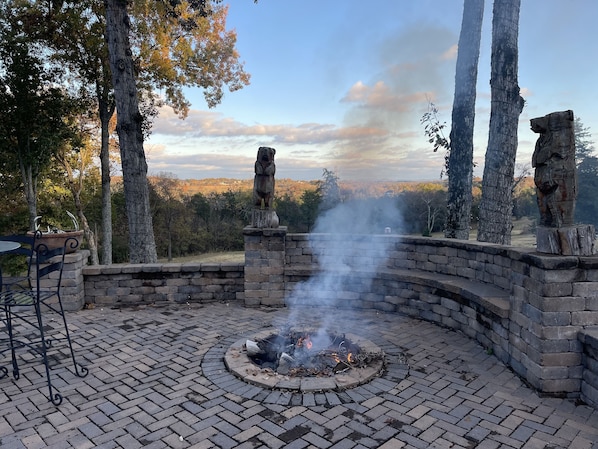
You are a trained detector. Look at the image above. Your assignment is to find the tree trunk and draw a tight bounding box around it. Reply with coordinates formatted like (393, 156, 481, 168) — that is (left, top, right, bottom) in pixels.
(99, 98, 114, 265)
(445, 0, 484, 240)
(104, 0, 157, 263)
(74, 192, 100, 265)
(477, 0, 523, 245)
(58, 152, 100, 265)
(19, 156, 37, 231)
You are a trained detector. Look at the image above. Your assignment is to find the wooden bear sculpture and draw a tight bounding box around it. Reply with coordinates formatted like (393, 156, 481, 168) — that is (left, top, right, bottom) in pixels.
(253, 146, 276, 209)
(531, 110, 576, 227)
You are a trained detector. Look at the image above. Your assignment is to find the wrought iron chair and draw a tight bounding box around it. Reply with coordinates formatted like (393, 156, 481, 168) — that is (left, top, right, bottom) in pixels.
(0, 231, 88, 405)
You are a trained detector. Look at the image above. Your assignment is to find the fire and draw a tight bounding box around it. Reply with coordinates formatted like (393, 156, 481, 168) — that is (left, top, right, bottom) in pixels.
(331, 352, 353, 364)
(297, 335, 313, 350)
(294, 333, 356, 367)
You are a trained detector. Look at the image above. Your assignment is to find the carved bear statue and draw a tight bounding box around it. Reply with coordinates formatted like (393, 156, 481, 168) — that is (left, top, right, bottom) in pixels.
(253, 146, 276, 209)
(531, 110, 577, 227)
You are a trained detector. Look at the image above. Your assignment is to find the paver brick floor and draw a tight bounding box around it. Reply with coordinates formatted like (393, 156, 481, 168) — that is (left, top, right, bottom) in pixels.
(1, 302, 597, 448)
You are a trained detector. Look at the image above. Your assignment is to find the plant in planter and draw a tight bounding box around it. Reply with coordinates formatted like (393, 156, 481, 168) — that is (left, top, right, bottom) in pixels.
(29, 212, 83, 253)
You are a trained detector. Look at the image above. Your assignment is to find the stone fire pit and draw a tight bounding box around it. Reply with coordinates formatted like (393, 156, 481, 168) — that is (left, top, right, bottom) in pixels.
(224, 328, 386, 392)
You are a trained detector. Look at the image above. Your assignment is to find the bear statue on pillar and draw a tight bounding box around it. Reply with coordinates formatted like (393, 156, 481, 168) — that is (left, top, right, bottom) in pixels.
(244, 146, 287, 307)
(531, 110, 594, 255)
(252, 146, 279, 228)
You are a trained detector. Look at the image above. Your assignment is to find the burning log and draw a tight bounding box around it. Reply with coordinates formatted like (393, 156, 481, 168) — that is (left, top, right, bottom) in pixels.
(245, 340, 263, 357)
(246, 328, 382, 378)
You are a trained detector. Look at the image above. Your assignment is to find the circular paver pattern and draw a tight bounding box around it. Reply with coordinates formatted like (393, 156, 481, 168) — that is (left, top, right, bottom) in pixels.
(202, 326, 409, 399)
(224, 329, 386, 392)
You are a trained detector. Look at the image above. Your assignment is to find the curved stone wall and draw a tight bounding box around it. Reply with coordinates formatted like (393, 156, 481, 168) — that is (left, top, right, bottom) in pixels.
(281, 233, 598, 401)
(81, 232, 598, 404)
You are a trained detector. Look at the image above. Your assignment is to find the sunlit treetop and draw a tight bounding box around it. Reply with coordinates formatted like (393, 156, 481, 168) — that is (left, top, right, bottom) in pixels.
(131, 0, 251, 115)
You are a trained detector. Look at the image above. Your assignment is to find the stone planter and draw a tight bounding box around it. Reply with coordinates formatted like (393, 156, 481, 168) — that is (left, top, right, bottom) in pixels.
(28, 230, 84, 254)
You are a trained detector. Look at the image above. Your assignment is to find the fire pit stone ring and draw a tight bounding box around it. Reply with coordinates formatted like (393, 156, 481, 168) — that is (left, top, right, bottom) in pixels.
(224, 329, 386, 392)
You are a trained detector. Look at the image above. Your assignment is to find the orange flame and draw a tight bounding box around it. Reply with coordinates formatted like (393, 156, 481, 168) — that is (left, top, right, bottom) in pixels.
(305, 336, 313, 350)
(298, 335, 313, 350)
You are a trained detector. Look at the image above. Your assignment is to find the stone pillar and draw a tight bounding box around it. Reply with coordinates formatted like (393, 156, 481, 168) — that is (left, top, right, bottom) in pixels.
(243, 226, 287, 307)
(61, 249, 90, 311)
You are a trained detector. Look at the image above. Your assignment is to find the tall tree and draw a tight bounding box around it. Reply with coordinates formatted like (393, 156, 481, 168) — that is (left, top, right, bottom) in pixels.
(103, 0, 251, 262)
(55, 114, 102, 265)
(300, 190, 322, 232)
(419, 183, 447, 237)
(52, 1, 117, 264)
(150, 172, 182, 261)
(574, 118, 598, 227)
(0, 19, 80, 230)
(13, 0, 250, 263)
(574, 117, 595, 162)
(477, 0, 524, 244)
(4, 0, 116, 262)
(444, 0, 484, 239)
(105, 0, 157, 263)
(318, 168, 341, 212)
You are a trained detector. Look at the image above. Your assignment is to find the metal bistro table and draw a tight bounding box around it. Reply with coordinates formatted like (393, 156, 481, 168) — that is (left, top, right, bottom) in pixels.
(0, 239, 22, 287)
(0, 240, 20, 254)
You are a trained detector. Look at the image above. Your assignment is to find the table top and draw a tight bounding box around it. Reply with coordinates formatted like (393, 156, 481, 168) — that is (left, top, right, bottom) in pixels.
(0, 241, 20, 253)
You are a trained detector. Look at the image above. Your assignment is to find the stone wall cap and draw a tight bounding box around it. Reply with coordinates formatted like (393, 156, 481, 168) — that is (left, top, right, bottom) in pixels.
(199, 263, 223, 271)
(121, 264, 145, 273)
(64, 249, 90, 262)
(82, 266, 104, 275)
(578, 327, 598, 347)
(141, 264, 164, 272)
(181, 262, 203, 271)
(85, 265, 124, 275)
(220, 262, 244, 270)
(161, 263, 183, 272)
(243, 226, 287, 236)
(521, 253, 580, 270)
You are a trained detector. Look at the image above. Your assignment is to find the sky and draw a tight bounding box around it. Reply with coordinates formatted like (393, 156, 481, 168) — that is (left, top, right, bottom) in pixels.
(144, 0, 598, 182)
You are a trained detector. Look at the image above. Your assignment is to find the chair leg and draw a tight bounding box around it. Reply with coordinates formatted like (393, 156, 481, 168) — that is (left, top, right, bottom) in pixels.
(34, 302, 63, 406)
(0, 313, 8, 379)
(3, 307, 20, 379)
(53, 296, 88, 379)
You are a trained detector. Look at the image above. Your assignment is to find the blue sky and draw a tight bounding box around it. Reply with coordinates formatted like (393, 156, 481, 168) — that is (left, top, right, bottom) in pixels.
(145, 0, 598, 182)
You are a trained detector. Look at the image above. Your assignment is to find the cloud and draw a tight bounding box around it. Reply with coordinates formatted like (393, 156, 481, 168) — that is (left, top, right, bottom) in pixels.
(151, 106, 389, 147)
(520, 87, 532, 98)
(146, 145, 256, 178)
(341, 81, 432, 113)
(441, 44, 458, 61)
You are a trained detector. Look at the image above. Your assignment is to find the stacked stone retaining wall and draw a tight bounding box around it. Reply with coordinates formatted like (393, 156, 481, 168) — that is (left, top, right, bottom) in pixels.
(83, 262, 244, 307)
(284, 233, 598, 401)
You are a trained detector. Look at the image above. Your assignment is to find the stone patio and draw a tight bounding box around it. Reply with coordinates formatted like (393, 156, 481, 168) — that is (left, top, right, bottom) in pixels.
(1, 303, 597, 448)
